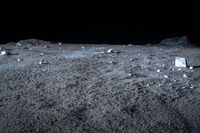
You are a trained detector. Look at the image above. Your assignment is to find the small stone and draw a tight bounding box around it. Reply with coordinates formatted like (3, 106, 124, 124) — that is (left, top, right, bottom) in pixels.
(183, 74, 187, 78)
(40, 53, 44, 55)
(160, 48, 162, 50)
(157, 69, 160, 73)
(164, 75, 168, 78)
(128, 44, 133, 46)
(107, 49, 113, 53)
(138, 54, 141, 56)
(147, 84, 150, 87)
(16, 42, 22, 47)
(58, 42, 62, 46)
(39, 59, 44, 65)
(128, 73, 132, 76)
(177, 68, 182, 71)
(44, 45, 49, 48)
(162, 64, 165, 67)
(189, 66, 193, 70)
(0, 47, 5, 50)
(1, 51, 10, 56)
(17, 58, 21, 62)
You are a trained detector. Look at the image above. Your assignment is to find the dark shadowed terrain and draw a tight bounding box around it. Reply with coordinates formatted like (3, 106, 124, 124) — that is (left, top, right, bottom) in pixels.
(0, 39, 200, 133)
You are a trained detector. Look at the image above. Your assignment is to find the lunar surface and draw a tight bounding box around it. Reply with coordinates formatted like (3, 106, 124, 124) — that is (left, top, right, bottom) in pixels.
(0, 39, 200, 132)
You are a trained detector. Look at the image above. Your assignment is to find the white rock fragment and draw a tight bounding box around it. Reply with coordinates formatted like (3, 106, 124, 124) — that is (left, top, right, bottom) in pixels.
(16, 42, 22, 47)
(177, 68, 182, 71)
(1, 51, 10, 56)
(162, 64, 165, 67)
(40, 53, 44, 55)
(39, 59, 44, 65)
(58, 42, 62, 46)
(189, 66, 193, 70)
(175, 57, 187, 68)
(183, 74, 187, 78)
(147, 84, 150, 87)
(128, 73, 132, 76)
(157, 69, 160, 73)
(128, 44, 133, 46)
(17, 58, 21, 62)
(164, 75, 169, 78)
(107, 49, 113, 53)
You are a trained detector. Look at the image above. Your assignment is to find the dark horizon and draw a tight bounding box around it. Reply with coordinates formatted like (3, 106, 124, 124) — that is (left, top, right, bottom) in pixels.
(0, 1, 198, 45)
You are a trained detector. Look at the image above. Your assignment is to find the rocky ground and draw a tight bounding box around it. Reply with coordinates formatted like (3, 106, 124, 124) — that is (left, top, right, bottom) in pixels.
(0, 39, 200, 133)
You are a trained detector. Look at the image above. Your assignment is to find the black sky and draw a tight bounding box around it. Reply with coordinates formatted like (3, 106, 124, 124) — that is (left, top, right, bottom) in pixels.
(0, 1, 198, 45)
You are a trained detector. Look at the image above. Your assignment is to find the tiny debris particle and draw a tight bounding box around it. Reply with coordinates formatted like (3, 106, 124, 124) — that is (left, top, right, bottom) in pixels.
(17, 58, 21, 62)
(58, 42, 62, 46)
(16, 42, 22, 47)
(157, 69, 160, 73)
(44, 45, 49, 48)
(128, 44, 133, 46)
(40, 53, 44, 55)
(162, 64, 165, 67)
(183, 74, 187, 78)
(107, 49, 113, 53)
(164, 75, 169, 78)
(147, 84, 150, 87)
(39, 59, 44, 65)
(128, 73, 132, 76)
(189, 66, 193, 70)
(1, 51, 10, 56)
(177, 68, 182, 71)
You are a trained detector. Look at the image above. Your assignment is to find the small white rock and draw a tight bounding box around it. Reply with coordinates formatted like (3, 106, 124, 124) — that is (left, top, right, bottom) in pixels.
(128, 73, 132, 76)
(107, 49, 113, 53)
(189, 66, 193, 70)
(40, 53, 44, 55)
(17, 59, 21, 62)
(147, 84, 150, 87)
(164, 75, 168, 78)
(128, 44, 133, 46)
(183, 74, 187, 78)
(16, 42, 22, 47)
(39, 59, 44, 65)
(157, 69, 160, 73)
(58, 42, 62, 46)
(162, 64, 165, 67)
(1, 51, 10, 56)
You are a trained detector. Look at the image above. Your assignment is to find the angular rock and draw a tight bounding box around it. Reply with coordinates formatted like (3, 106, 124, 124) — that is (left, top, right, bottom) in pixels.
(160, 36, 189, 46)
(175, 57, 187, 68)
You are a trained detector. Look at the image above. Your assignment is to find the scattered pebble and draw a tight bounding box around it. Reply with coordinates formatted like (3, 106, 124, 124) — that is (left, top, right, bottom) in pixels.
(189, 66, 193, 70)
(40, 53, 44, 55)
(107, 49, 113, 53)
(0, 47, 5, 50)
(16, 42, 22, 47)
(183, 74, 187, 78)
(128, 44, 133, 46)
(17, 58, 21, 62)
(1, 51, 10, 56)
(164, 75, 169, 78)
(147, 84, 150, 87)
(128, 73, 132, 76)
(160, 48, 163, 50)
(39, 59, 44, 65)
(177, 68, 182, 71)
(58, 42, 62, 46)
(44, 45, 49, 48)
(162, 64, 165, 67)
(157, 69, 160, 73)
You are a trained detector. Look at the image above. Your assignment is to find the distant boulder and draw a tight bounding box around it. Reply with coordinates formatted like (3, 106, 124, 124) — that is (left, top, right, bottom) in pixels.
(160, 36, 189, 46)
